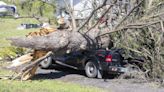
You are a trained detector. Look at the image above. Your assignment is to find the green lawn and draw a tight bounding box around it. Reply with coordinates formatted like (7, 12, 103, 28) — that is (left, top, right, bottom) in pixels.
(0, 18, 39, 57)
(0, 80, 104, 92)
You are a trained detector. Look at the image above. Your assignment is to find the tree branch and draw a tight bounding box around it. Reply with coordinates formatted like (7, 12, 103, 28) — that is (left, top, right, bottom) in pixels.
(85, 0, 117, 34)
(15, 15, 42, 23)
(97, 19, 164, 37)
(114, 0, 144, 29)
(63, 0, 77, 30)
(40, 0, 56, 8)
(77, 0, 108, 32)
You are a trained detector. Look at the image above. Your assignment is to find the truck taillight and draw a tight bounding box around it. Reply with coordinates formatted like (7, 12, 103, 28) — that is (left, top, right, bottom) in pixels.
(105, 55, 112, 62)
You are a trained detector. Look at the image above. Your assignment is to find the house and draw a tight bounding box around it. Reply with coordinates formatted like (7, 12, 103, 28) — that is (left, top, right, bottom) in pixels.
(55, 0, 93, 19)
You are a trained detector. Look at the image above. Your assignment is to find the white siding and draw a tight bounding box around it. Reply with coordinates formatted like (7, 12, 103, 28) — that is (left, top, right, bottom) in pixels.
(55, 0, 93, 19)
(73, 0, 92, 19)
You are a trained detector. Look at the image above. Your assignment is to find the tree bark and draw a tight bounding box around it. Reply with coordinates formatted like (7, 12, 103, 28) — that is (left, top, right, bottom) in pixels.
(8, 29, 112, 54)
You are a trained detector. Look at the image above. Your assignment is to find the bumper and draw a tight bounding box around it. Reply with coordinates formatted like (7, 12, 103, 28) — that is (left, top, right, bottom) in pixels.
(108, 66, 127, 74)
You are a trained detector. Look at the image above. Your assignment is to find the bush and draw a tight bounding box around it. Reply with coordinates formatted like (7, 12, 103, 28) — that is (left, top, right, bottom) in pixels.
(0, 46, 26, 60)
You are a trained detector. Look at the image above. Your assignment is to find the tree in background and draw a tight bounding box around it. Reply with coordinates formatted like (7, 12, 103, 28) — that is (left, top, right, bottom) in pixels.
(3, 0, 56, 24)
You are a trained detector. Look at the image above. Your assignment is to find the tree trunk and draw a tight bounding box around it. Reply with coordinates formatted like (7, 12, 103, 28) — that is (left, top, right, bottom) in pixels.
(8, 29, 112, 54)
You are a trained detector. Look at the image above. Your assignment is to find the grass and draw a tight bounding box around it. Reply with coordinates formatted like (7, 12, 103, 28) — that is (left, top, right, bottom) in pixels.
(0, 61, 13, 75)
(0, 80, 104, 92)
(0, 63, 105, 92)
(0, 18, 39, 57)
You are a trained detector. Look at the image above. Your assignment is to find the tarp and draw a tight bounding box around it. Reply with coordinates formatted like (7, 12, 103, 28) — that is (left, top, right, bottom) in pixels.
(0, 1, 16, 14)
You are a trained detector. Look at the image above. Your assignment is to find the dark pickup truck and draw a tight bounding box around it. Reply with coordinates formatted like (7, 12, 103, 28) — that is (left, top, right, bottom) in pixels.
(40, 48, 131, 78)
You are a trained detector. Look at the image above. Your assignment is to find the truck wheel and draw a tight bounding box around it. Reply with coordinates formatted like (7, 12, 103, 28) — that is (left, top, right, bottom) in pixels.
(85, 61, 98, 78)
(40, 57, 52, 69)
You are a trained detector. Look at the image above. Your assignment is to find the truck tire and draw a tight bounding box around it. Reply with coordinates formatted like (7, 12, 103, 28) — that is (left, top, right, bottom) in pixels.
(40, 57, 52, 69)
(85, 61, 98, 78)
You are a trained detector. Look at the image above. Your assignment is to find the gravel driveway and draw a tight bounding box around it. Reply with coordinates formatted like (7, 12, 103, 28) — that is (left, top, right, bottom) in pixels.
(33, 65, 164, 92)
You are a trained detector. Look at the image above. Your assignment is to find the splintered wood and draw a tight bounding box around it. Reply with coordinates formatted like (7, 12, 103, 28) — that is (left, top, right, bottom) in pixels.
(8, 27, 55, 80)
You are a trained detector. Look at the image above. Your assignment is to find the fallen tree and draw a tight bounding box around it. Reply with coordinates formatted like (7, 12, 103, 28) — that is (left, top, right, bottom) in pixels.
(5, 0, 141, 80)
(3, 0, 164, 82)
(9, 29, 111, 53)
